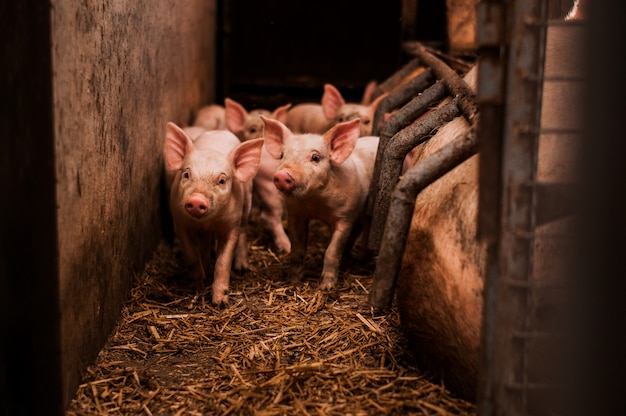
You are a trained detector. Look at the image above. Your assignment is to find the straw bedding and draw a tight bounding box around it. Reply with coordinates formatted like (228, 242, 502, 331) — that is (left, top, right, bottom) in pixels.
(66, 219, 476, 415)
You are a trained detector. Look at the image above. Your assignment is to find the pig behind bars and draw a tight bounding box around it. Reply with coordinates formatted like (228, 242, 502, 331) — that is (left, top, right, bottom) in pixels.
(262, 116, 379, 290)
(284, 82, 385, 136)
(391, 19, 582, 411)
(163, 122, 263, 305)
(224, 98, 293, 252)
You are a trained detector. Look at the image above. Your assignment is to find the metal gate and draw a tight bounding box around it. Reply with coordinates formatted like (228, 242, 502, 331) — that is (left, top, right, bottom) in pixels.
(475, 1, 583, 414)
(365, 0, 585, 414)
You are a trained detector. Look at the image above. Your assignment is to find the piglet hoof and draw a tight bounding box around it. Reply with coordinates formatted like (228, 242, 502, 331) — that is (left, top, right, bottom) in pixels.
(276, 242, 291, 254)
(273, 236, 291, 254)
(318, 279, 337, 291)
(212, 292, 229, 306)
(233, 264, 249, 274)
(233, 256, 249, 272)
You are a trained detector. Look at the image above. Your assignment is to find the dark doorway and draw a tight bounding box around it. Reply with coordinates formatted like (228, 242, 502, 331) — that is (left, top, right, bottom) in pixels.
(217, 1, 404, 110)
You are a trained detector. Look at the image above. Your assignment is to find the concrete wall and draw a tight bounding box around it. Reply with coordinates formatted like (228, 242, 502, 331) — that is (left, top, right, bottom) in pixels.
(1, 1, 217, 413)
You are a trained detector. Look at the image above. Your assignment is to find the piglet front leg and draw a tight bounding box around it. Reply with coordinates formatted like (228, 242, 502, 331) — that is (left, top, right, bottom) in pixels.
(233, 224, 250, 272)
(319, 221, 353, 290)
(212, 228, 240, 305)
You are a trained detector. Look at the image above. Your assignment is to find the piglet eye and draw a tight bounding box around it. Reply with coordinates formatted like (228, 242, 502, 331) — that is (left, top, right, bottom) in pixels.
(217, 174, 227, 185)
(337, 116, 345, 123)
(249, 127, 257, 134)
(311, 154, 321, 163)
(363, 119, 371, 125)
(183, 170, 190, 179)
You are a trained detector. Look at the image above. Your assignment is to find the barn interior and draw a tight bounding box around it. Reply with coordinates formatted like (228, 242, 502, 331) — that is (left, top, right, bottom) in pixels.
(2, 0, 626, 415)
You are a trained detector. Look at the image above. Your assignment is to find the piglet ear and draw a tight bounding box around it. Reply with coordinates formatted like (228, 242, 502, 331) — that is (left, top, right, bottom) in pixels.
(231, 138, 263, 183)
(271, 103, 292, 124)
(369, 92, 388, 112)
(321, 83, 345, 120)
(361, 80, 378, 105)
(164, 122, 194, 172)
(224, 98, 248, 134)
(260, 115, 291, 159)
(324, 118, 360, 165)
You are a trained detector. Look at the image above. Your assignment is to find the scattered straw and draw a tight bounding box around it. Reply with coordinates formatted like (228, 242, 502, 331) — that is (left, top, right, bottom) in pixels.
(66, 220, 475, 415)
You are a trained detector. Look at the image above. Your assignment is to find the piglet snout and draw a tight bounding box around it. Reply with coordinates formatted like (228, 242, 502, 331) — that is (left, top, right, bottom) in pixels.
(274, 170, 295, 193)
(185, 193, 209, 218)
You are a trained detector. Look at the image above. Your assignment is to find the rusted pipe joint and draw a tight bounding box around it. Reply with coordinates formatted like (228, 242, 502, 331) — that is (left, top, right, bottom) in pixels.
(368, 100, 462, 250)
(369, 127, 479, 309)
(372, 69, 435, 137)
(367, 81, 447, 216)
(405, 42, 478, 121)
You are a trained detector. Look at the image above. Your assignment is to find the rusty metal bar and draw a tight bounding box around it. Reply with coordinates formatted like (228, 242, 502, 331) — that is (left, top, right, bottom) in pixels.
(419, 43, 476, 73)
(367, 44, 479, 251)
(371, 68, 435, 136)
(381, 82, 447, 136)
(368, 100, 462, 251)
(475, 0, 506, 246)
(476, 0, 550, 413)
(474, 3, 507, 410)
(367, 80, 447, 217)
(369, 125, 479, 308)
(404, 41, 479, 122)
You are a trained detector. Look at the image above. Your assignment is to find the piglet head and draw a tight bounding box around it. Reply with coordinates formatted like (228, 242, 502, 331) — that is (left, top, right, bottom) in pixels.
(321, 83, 388, 136)
(226, 98, 292, 142)
(262, 115, 360, 197)
(164, 122, 262, 223)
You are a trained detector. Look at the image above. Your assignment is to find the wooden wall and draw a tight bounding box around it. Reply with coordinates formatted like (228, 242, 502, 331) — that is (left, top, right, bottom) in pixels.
(1, 1, 218, 413)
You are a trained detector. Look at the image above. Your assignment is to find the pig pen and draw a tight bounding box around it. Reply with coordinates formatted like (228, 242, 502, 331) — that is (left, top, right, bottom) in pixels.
(63, 2, 580, 414)
(5, 1, 621, 415)
(65, 217, 476, 415)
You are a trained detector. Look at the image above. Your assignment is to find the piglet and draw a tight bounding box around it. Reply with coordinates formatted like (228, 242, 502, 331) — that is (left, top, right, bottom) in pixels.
(224, 98, 291, 142)
(225, 98, 293, 252)
(183, 125, 209, 140)
(284, 103, 332, 135)
(193, 104, 227, 130)
(321, 83, 387, 137)
(262, 116, 379, 290)
(163, 122, 263, 304)
(285, 83, 386, 137)
(360, 80, 378, 106)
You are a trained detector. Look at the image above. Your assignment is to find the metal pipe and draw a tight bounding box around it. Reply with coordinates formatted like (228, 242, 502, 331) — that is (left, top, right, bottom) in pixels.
(369, 126, 479, 309)
(368, 100, 462, 250)
(404, 42, 479, 122)
(367, 81, 447, 216)
(371, 69, 435, 136)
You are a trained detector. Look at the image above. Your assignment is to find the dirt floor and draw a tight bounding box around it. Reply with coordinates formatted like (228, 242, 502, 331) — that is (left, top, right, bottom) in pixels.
(65, 218, 476, 415)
